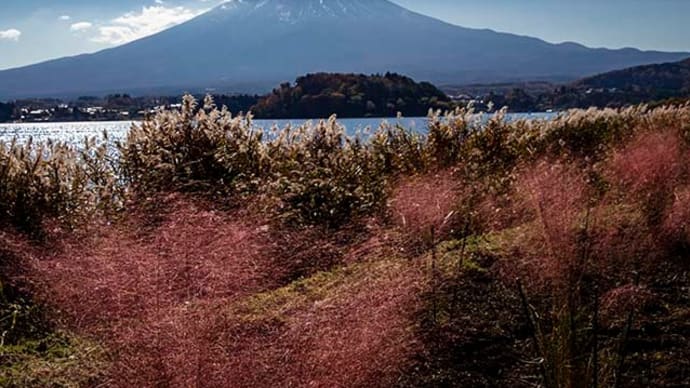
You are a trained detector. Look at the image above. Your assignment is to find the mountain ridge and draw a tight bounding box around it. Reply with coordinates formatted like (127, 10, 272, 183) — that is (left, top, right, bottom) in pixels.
(446, 57, 690, 112)
(0, 0, 687, 99)
(574, 56, 690, 91)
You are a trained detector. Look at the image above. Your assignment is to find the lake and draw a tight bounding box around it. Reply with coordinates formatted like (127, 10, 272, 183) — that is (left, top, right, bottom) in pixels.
(0, 113, 557, 145)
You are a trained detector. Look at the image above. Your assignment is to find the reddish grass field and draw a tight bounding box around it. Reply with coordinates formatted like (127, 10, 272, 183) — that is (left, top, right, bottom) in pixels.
(8, 194, 425, 387)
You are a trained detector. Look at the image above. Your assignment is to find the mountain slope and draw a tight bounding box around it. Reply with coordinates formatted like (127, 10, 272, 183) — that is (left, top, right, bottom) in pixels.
(0, 0, 687, 99)
(574, 57, 690, 92)
(465, 57, 690, 111)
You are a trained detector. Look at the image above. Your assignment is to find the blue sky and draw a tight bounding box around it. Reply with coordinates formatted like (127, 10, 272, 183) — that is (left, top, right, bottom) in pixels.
(0, 0, 688, 70)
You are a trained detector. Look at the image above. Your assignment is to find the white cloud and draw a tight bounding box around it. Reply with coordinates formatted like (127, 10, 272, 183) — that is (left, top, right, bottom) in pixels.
(59, 15, 71, 21)
(0, 29, 21, 41)
(70, 22, 93, 32)
(92, 6, 205, 45)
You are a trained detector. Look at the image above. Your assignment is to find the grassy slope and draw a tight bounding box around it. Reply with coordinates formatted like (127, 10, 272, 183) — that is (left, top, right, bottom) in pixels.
(0, 333, 106, 387)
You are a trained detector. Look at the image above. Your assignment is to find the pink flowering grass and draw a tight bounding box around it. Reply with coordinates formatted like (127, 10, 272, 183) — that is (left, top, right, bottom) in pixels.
(389, 170, 464, 254)
(15, 194, 424, 387)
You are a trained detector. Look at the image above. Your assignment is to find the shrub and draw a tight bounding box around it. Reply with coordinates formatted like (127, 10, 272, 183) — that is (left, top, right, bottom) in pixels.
(267, 117, 388, 227)
(369, 122, 427, 175)
(119, 95, 265, 196)
(121, 96, 392, 227)
(0, 137, 121, 234)
(426, 107, 476, 168)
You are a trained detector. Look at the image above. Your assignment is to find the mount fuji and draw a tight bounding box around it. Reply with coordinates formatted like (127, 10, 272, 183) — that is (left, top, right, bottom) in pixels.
(0, 0, 687, 98)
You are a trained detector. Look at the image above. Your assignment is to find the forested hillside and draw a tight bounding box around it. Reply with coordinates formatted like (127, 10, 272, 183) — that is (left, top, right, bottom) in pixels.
(252, 73, 452, 118)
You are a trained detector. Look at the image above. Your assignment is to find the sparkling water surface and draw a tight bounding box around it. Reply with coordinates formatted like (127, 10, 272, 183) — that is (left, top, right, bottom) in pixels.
(0, 113, 557, 145)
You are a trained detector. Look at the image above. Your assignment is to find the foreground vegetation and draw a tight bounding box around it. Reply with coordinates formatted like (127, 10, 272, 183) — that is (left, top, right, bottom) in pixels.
(1, 98, 689, 386)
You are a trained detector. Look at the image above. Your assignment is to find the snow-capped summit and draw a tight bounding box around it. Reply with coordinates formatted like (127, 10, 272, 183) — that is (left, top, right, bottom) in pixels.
(208, 0, 407, 23)
(0, 0, 687, 98)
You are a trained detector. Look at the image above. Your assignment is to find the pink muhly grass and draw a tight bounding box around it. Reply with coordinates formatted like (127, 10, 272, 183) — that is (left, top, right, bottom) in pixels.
(607, 130, 687, 227)
(26, 196, 276, 386)
(474, 183, 534, 233)
(609, 130, 684, 193)
(598, 129, 690, 270)
(20, 194, 423, 387)
(389, 170, 461, 251)
(0, 229, 41, 292)
(505, 161, 590, 291)
(198, 259, 424, 388)
(663, 186, 690, 247)
(599, 284, 654, 328)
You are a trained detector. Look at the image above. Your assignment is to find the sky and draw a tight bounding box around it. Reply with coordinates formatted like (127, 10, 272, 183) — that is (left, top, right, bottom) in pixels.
(0, 0, 688, 70)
